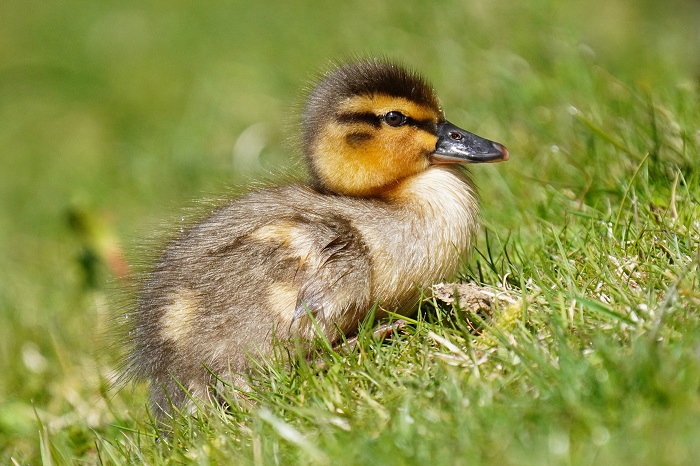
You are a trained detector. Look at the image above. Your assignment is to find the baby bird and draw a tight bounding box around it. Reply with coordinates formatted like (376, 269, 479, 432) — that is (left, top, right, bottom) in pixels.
(128, 59, 508, 416)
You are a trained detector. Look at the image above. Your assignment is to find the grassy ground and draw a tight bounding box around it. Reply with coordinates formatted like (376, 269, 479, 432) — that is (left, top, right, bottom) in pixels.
(2, 0, 699, 464)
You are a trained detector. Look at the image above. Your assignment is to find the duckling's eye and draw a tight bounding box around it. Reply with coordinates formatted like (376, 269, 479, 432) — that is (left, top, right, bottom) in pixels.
(384, 111, 407, 127)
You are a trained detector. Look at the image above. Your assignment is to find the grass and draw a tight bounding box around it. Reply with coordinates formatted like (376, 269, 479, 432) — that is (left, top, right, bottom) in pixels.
(1, 0, 699, 464)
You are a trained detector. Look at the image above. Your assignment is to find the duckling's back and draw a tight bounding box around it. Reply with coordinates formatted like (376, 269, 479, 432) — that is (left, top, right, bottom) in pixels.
(130, 184, 371, 411)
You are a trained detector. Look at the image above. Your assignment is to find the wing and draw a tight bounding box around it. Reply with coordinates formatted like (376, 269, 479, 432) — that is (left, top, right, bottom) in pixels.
(289, 214, 372, 341)
(165, 190, 374, 344)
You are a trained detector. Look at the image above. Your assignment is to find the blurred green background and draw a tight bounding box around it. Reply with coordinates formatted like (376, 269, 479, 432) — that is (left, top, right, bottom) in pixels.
(1, 0, 699, 461)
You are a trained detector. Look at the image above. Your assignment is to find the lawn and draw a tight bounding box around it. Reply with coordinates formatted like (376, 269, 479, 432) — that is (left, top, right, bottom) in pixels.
(1, 0, 699, 464)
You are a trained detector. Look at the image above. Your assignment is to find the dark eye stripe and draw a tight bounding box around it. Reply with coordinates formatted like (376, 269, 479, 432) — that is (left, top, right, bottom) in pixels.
(345, 132, 373, 147)
(336, 112, 381, 128)
(337, 112, 436, 135)
(406, 117, 437, 135)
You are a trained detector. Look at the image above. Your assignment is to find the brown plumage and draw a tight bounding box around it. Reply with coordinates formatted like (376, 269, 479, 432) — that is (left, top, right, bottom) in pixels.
(127, 59, 508, 416)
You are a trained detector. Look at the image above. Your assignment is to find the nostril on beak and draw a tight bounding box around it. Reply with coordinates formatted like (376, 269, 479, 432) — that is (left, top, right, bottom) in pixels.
(449, 132, 463, 141)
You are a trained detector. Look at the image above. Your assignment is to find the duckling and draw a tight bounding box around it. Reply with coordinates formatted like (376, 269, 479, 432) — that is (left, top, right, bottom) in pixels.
(127, 59, 508, 416)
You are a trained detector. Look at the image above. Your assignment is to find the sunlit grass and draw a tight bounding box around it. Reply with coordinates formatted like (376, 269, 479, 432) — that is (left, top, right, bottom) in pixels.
(1, 0, 699, 464)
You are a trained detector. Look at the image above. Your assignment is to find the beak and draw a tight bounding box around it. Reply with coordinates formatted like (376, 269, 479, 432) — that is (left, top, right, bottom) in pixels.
(431, 120, 509, 164)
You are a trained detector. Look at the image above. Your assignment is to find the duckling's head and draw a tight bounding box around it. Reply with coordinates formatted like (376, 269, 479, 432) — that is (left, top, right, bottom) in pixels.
(302, 59, 508, 197)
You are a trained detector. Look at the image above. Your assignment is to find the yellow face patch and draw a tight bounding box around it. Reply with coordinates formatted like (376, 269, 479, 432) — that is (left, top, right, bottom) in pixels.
(310, 93, 441, 196)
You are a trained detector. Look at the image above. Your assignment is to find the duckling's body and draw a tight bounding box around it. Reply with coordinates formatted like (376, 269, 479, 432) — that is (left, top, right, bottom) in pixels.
(128, 59, 508, 415)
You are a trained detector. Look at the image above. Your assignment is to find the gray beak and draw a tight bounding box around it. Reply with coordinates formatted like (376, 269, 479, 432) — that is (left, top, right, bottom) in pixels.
(432, 120, 509, 164)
